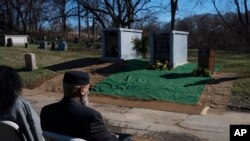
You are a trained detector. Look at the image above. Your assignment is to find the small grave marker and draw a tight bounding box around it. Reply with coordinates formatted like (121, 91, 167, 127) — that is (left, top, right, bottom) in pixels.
(24, 53, 38, 71)
(198, 48, 216, 73)
(58, 40, 67, 51)
(51, 42, 56, 50)
(39, 41, 47, 49)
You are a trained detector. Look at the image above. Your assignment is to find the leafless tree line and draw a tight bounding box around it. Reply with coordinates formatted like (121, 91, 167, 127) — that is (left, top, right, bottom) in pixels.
(0, 0, 161, 40)
(0, 0, 47, 34)
(172, 13, 249, 51)
(160, 0, 250, 51)
(0, 0, 249, 51)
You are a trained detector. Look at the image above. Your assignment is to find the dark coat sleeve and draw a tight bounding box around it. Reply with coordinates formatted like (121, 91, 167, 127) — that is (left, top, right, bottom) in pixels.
(89, 111, 118, 141)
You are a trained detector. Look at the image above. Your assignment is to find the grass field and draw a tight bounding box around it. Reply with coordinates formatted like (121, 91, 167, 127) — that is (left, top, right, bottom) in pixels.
(0, 45, 249, 110)
(0, 43, 100, 88)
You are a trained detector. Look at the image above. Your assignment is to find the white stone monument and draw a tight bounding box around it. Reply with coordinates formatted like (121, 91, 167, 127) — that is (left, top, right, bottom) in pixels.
(102, 28, 143, 60)
(150, 30, 189, 68)
(0, 35, 28, 46)
(24, 53, 38, 71)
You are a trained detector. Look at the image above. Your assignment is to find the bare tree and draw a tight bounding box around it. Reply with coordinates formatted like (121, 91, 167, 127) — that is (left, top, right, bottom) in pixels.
(77, 0, 160, 28)
(49, 0, 78, 39)
(211, 0, 250, 48)
(0, 0, 49, 34)
(77, 1, 81, 39)
(59, 0, 68, 39)
(1, 0, 14, 33)
(170, 0, 178, 30)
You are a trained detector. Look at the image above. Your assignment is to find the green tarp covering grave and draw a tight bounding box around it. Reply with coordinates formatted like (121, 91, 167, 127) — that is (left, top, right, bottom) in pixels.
(92, 60, 220, 105)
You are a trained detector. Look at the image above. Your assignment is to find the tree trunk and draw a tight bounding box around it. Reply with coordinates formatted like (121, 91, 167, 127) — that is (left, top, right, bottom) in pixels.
(78, 1, 81, 39)
(92, 15, 96, 42)
(11, 0, 27, 34)
(170, 0, 178, 30)
(86, 12, 90, 41)
(243, 0, 250, 48)
(60, 0, 67, 39)
(4, 0, 13, 33)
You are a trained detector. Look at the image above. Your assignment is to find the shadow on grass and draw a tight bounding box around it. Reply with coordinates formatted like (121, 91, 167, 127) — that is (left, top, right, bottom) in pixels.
(184, 77, 239, 87)
(45, 57, 102, 71)
(15, 67, 28, 72)
(122, 59, 149, 71)
(92, 63, 126, 76)
(92, 59, 150, 75)
(160, 73, 192, 79)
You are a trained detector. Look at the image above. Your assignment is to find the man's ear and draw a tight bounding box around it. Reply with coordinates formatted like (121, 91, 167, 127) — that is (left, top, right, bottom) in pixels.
(80, 86, 86, 96)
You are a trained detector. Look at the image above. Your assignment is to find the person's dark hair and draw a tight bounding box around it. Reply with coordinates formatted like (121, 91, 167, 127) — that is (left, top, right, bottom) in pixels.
(0, 65, 23, 112)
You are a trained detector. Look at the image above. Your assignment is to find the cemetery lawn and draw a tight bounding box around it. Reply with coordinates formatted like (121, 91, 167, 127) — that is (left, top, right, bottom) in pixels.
(0, 44, 100, 88)
(0, 45, 249, 110)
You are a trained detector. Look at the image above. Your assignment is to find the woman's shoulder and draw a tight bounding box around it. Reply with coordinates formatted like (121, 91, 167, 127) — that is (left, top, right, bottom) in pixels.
(13, 96, 31, 109)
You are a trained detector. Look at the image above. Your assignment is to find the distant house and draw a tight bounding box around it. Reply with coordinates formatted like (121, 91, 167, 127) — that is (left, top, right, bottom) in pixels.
(0, 34, 28, 46)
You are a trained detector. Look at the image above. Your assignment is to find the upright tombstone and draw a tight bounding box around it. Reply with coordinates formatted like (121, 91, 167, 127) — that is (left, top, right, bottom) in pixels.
(58, 40, 67, 51)
(102, 28, 143, 60)
(74, 37, 78, 44)
(150, 30, 189, 68)
(198, 48, 216, 73)
(51, 42, 56, 50)
(39, 41, 47, 49)
(24, 53, 38, 71)
(6, 38, 13, 47)
(25, 43, 28, 48)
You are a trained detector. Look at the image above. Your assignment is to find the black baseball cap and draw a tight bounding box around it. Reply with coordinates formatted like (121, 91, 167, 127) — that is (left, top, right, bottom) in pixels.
(63, 71, 90, 85)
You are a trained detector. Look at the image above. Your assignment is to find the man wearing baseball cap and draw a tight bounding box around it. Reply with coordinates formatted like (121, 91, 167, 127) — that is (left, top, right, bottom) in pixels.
(40, 71, 129, 141)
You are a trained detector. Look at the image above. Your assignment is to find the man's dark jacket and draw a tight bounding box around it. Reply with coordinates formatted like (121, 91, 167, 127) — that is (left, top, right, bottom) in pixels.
(40, 97, 118, 141)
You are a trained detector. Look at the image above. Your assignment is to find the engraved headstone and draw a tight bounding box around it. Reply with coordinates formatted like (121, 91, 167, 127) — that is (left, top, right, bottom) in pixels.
(58, 40, 67, 51)
(25, 43, 28, 48)
(153, 33, 170, 63)
(150, 31, 189, 68)
(51, 42, 56, 50)
(198, 48, 216, 73)
(6, 38, 13, 47)
(39, 41, 47, 49)
(24, 53, 38, 71)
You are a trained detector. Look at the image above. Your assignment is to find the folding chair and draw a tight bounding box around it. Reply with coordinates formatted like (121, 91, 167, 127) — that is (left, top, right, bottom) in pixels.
(0, 120, 23, 141)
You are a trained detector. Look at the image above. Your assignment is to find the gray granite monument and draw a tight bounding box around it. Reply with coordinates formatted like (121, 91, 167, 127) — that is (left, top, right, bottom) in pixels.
(102, 28, 143, 60)
(150, 30, 189, 68)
